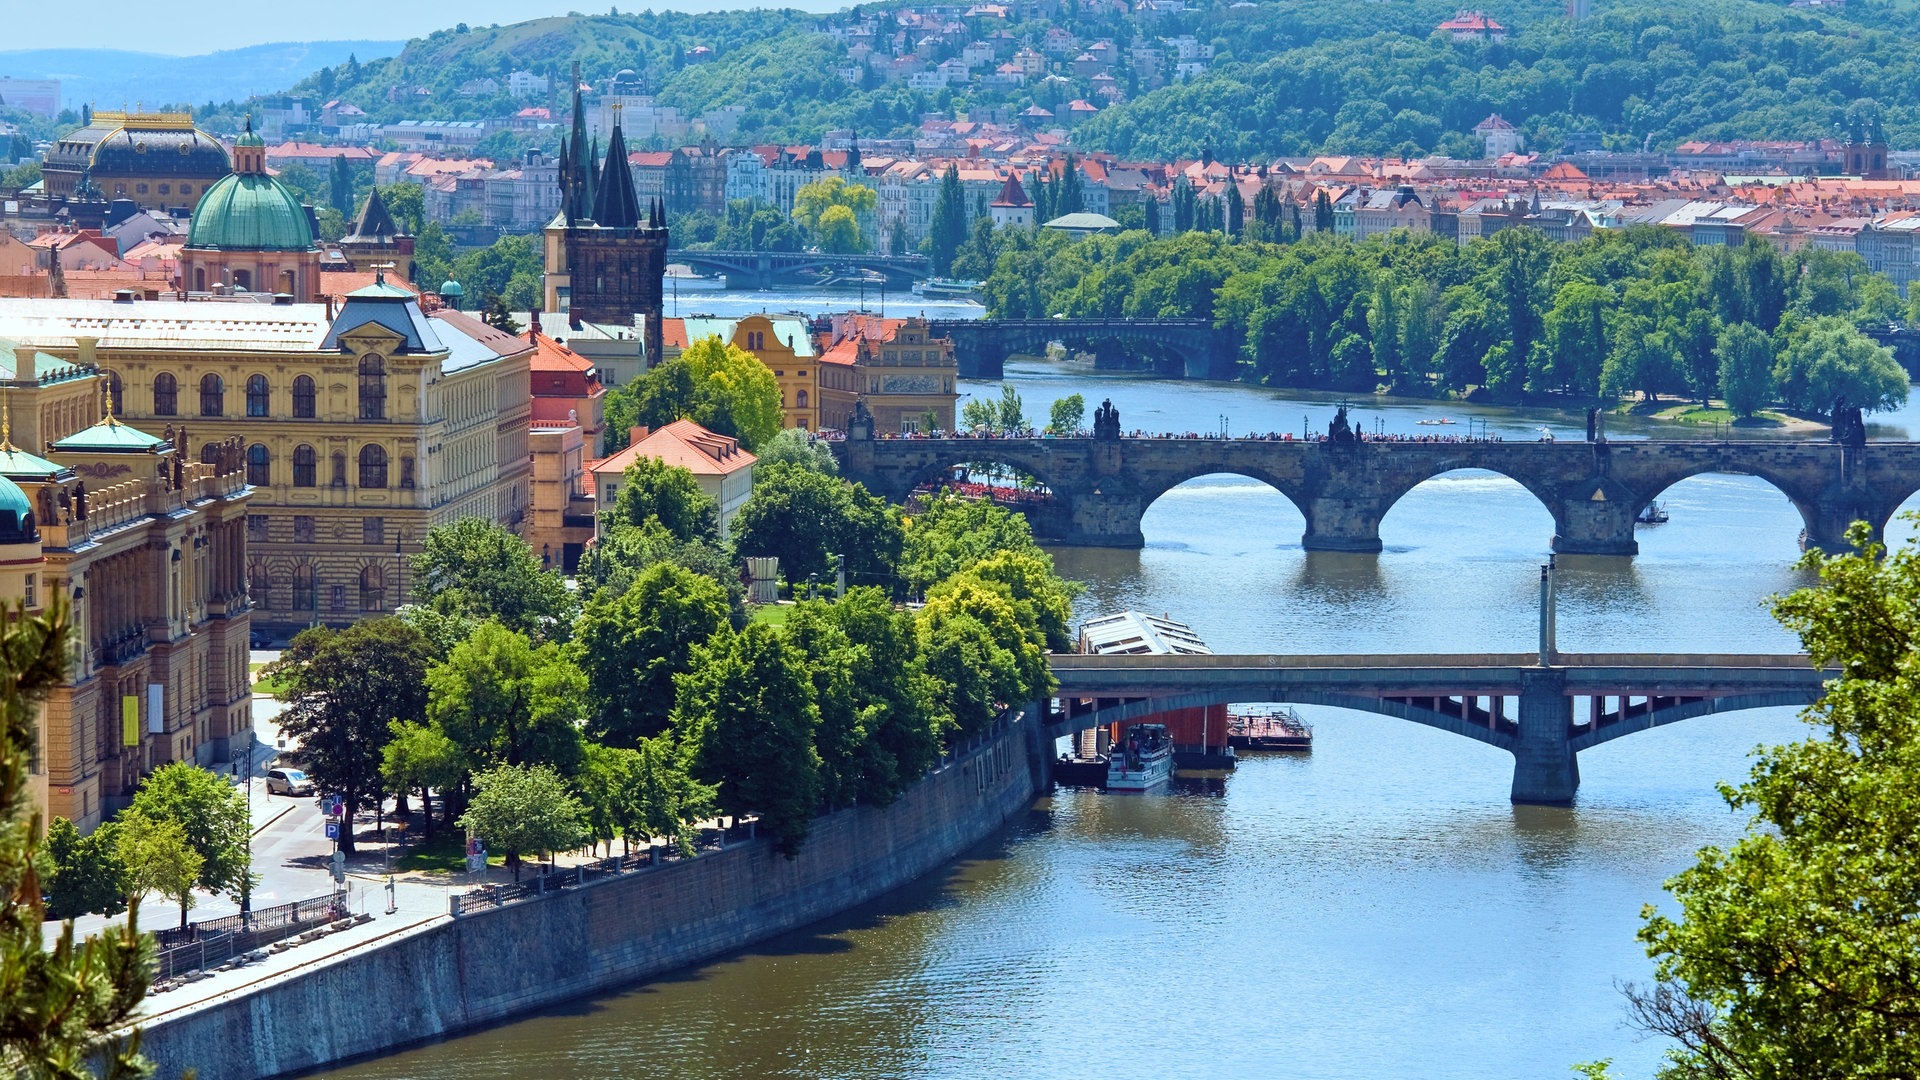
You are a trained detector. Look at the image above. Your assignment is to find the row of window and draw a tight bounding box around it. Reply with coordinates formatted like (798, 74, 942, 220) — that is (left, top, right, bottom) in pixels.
(248, 563, 388, 613)
(241, 443, 411, 489)
(247, 515, 386, 546)
(112, 359, 387, 420)
(116, 183, 196, 197)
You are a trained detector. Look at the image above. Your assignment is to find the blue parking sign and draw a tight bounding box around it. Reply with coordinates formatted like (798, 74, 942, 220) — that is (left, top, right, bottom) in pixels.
(325, 821, 340, 840)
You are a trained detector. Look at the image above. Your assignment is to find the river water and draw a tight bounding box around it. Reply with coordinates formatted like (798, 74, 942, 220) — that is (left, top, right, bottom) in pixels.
(324, 288, 1920, 1080)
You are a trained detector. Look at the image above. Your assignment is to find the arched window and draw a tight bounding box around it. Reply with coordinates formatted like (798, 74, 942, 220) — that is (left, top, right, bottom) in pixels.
(292, 444, 316, 487)
(246, 374, 270, 417)
(797, 389, 809, 408)
(248, 562, 272, 611)
(152, 373, 178, 416)
(359, 565, 385, 612)
(292, 565, 315, 613)
(358, 444, 387, 489)
(358, 354, 386, 420)
(200, 443, 220, 464)
(292, 375, 316, 418)
(246, 443, 270, 487)
(199, 373, 224, 417)
(103, 371, 123, 416)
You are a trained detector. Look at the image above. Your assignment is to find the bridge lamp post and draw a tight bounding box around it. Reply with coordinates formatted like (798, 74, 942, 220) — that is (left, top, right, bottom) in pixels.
(1538, 555, 1558, 666)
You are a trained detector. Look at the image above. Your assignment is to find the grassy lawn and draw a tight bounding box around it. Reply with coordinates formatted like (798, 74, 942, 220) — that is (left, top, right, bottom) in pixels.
(749, 604, 791, 627)
(392, 828, 503, 874)
(249, 663, 289, 696)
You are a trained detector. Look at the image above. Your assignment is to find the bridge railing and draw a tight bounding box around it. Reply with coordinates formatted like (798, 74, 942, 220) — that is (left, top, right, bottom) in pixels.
(1050, 652, 1817, 673)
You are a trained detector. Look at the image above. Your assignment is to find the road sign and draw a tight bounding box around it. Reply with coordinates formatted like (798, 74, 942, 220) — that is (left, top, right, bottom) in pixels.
(330, 849, 346, 884)
(325, 821, 339, 840)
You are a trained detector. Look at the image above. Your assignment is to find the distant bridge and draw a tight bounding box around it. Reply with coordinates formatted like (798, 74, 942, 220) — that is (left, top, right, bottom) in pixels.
(926, 318, 1230, 379)
(667, 249, 930, 289)
(836, 433, 1920, 554)
(1046, 651, 1831, 803)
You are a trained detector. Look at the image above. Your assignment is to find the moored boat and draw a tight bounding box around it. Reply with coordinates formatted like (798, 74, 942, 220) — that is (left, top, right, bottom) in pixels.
(1227, 707, 1314, 751)
(1106, 723, 1174, 793)
(912, 277, 983, 299)
(1636, 500, 1670, 524)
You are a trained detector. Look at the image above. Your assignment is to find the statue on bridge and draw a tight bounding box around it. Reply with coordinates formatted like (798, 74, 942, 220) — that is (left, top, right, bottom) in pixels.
(1092, 398, 1122, 440)
(848, 397, 875, 441)
(1328, 405, 1359, 444)
(1831, 399, 1868, 449)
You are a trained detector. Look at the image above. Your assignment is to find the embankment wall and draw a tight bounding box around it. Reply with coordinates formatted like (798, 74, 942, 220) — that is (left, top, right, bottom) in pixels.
(138, 715, 1045, 1079)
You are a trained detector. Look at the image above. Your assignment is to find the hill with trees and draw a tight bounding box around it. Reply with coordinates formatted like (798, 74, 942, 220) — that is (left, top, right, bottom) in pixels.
(238, 0, 1920, 156)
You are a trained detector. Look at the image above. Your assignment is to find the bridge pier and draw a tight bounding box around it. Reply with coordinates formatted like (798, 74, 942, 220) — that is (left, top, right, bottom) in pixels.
(1550, 499, 1639, 556)
(1300, 497, 1382, 553)
(1510, 668, 1578, 805)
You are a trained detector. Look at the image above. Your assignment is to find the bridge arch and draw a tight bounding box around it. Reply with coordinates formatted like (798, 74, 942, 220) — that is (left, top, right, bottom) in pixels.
(1051, 688, 1517, 752)
(1634, 467, 1825, 551)
(1374, 464, 1563, 551)
(1569, 690, 1818, 752)
(1134, 467, 1312, 528)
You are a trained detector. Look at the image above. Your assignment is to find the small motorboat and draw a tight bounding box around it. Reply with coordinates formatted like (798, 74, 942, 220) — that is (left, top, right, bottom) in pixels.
(1637, 500, 1670, 525)
(1415, 417, 1457, 426)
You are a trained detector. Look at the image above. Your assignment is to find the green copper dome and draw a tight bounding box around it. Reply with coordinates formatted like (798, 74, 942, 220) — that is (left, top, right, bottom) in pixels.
(186, 171, 316, 252)
(0, 475, 36, 545)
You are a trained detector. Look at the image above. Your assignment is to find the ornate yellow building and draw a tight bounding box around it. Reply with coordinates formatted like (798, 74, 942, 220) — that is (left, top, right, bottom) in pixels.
(41, 111, 232, 212)
(0, 285, 533, 642)
(670, 314, 820, 430)
(0, 343, 251, 830)
(816, 315, 959, 433)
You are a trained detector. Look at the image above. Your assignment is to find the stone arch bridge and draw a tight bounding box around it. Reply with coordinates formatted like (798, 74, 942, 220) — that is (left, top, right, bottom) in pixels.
(835, 434, 1920, 554)
(1045, 652, 1831, 803)
(926, 318, 1231, 380)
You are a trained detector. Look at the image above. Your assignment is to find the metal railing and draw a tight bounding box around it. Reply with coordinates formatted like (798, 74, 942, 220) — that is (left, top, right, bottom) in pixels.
(448, 822, 755, 917)
(151, 891, 346, 981)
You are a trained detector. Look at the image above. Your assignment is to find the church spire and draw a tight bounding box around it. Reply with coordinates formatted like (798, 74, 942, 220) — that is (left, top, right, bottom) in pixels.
(593, 103, 642, 229)
(561, 62, 595, 224)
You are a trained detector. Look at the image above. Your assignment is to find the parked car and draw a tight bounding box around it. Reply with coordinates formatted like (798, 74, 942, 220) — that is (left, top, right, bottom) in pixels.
(265, 768, 314, 797)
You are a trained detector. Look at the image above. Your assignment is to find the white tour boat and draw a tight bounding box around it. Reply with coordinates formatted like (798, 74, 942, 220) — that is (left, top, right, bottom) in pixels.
(1106, 723, 1175, 793)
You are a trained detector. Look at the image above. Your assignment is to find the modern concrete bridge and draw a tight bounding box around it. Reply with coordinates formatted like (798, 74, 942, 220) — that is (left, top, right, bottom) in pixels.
(836, 433, 1920, 554)
(667, 249, 930, 289)
(1046, 651, 1832, 803)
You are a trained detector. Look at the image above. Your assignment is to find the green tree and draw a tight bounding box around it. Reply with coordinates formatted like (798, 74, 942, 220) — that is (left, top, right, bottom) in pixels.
(1772, 315, 1909, 416)
(575, 518, 743, 612)
(814, 204, 862, 254)
(677, 625, 822, 856)
(412, 518, 573, 638)
(126, 760, 251, 920)
(269, 617, 434, 853)
(1715, 322, 1776, 419)
(114, 810, 203, 930)
(380, 720, 466, 837)
(0, 602, 154, 1076)
(458, 764, 588, 880)
(1627, 523, 1920, 1078)
(791, 175, 877, 252)
(900, 492, 1045, 595)
(427, 621, 586, 774)
(729, 463, 904, 590)
(604, 457, 720, 543)
(43, 817, 125, 921)
(754, 427, 839, 474)
(608, 337, 782, 451)
(930, 163, 966, 276)
(996, 383, 1027, 433)
(574, 562, 731, 746)
(819, 587, 947, 803)
(1047, 393, 1086, 435)
(1539, 281, 1612, 398)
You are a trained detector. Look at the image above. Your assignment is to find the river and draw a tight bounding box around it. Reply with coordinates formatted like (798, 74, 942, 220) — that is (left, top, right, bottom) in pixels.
(321, 287, 1920, 1080)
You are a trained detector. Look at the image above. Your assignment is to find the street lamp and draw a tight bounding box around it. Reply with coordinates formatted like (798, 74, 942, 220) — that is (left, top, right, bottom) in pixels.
(230, 741, 252, 916)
